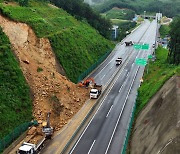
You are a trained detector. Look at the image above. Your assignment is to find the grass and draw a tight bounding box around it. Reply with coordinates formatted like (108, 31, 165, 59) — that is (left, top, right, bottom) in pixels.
(0, 27, 32, 139)
(102, 7, 135, 20)
(0, 1, 114, 83)
(135, 46, 180, 116)
(159, 25, 170, 38)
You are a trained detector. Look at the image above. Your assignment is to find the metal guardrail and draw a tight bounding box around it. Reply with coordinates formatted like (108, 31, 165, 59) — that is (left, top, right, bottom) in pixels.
(121, 94, 137, 154)
(0, 120, 38, 153)
(77, 49, 112, 83)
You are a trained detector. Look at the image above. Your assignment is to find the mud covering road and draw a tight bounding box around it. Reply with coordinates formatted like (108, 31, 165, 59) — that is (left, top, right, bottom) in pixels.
(130, 76, 180, 154)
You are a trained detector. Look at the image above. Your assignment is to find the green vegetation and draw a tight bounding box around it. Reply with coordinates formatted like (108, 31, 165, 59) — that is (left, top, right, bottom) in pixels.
(93, 0, 180, 18)
(37, 67, 43, 72)
(135, 46, 180, 116)
(49, 0, 112, 39)
(102, 7, 135, 20)
(0, 1, 114, 82)
(159, 25, 170, 38)
(114, 21, 136, 41)
(168, 17, 180, 64)
(0, 27, 32, 139)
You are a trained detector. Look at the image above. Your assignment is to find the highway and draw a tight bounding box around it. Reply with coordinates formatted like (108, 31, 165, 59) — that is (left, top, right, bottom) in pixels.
(69, 20, 158, 154)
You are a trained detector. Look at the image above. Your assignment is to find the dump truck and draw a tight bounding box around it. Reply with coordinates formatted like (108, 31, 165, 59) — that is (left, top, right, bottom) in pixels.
(125, 41, 133, 46)
(17, 112, 53, 154)
(90, 84, 102, 99)
(17, 136, 46, 154)
(116, 57, 122, 65)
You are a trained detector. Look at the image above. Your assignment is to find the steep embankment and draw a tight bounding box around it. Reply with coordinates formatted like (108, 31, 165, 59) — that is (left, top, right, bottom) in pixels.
(0, 27, 32, 139)
(131, 76, 180, 154)
(0, 2, 114, 82)
(0, 14, 90, 132)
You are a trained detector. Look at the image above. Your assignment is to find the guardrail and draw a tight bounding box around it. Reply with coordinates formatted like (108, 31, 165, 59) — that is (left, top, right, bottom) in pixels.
(0, 120, 38, 153)
(77, 49, 112, 83)
(121, 94, 137, 154)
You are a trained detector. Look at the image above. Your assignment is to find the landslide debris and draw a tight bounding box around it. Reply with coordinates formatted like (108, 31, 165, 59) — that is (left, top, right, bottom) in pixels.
(131, 76, 180, 154)
(0, 14, 89, 131)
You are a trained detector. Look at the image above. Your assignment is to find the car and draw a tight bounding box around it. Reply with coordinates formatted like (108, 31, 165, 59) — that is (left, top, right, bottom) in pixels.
(116, 57, 122, 65)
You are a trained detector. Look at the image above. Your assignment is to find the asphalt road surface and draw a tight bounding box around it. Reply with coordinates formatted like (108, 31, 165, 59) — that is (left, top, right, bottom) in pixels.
(69, 20, 158, 154)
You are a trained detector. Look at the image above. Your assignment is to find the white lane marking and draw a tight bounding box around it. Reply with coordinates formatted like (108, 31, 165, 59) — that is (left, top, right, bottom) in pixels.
(105, 67, 140, 154)
(106, 105, 113, 118)
(110, 66, 113, 69)
(119, 72, 129, 93)
(119, 83, 125, 93)
(94, 56, 116, 79)
(101, 74, 106, 80)
(132, 63, 134, 66)
(87, 140, 96, 154)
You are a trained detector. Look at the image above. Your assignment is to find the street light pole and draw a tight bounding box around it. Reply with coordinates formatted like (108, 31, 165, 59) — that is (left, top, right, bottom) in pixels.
(144, 11, 146, 19)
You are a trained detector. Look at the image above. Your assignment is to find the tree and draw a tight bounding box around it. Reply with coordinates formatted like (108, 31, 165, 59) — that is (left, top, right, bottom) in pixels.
(168, 17, 180, 64)
(50, 0, 112, 39)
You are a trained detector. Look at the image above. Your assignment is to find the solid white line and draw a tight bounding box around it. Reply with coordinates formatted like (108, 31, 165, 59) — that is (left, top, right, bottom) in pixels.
(118, 71, 129, 93)
(87, 140, 96, 154)
(106, 105, 113, 117)
(105, 67, 140, 154)
(101, 74, 106, 80)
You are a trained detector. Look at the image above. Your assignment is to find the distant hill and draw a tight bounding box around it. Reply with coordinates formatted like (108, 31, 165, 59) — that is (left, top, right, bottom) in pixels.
(87, 0, 180, 17)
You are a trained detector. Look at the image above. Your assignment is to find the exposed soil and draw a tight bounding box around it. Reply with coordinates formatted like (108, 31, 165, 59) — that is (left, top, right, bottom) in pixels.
(130, 76, 180, 154)
(0, 15, 89, 132)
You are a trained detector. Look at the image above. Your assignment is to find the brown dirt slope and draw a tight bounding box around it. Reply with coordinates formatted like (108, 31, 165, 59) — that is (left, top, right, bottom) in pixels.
(131, 76, 180, 154)
(0, 14, 89, 131)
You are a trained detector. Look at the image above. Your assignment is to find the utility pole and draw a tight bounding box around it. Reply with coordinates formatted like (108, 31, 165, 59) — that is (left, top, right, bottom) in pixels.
(144, 11, 146, 19)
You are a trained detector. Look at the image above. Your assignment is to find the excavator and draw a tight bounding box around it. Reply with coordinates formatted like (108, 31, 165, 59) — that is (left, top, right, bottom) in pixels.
(42, 112, 53, 139)
(78, 77, 95, 88)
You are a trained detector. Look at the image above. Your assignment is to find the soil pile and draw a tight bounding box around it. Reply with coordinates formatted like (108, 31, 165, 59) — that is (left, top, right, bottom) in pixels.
(0, 15, 89, 131)
(131, 76, 180, 154)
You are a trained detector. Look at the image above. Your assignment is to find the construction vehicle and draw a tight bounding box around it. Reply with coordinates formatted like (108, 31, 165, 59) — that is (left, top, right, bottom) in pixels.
(90, 84, 102, 99)
(116, 57, 122, 65)
(42, 112, 53, 139)
(17, 112, 53, 154)
(79, 77, 95, 88)
(125, 41, 133, 46)
(17, 137, 46, 154)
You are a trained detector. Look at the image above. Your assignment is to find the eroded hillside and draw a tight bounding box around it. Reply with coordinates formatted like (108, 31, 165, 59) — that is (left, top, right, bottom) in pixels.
(131, 76, 180, 154)
(0, 14, 89, 131)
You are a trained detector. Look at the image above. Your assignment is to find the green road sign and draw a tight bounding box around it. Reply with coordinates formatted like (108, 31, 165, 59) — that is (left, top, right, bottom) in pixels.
(142, 44, 149, 50)
(135, 58, 147, 66)
(133, 43, 149, 50)
(133, 44, 141, 49)
(148, 55, 153, 59)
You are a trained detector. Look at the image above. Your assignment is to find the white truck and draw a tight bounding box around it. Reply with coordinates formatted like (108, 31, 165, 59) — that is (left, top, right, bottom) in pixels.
(17, 112, 53, 154)
(18, 137, 46, 154)
(90, 84, 102, 99)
